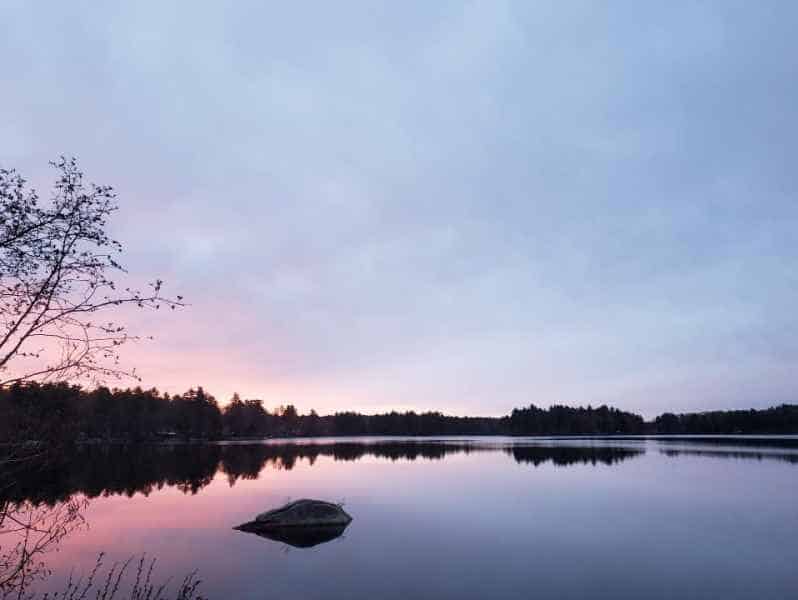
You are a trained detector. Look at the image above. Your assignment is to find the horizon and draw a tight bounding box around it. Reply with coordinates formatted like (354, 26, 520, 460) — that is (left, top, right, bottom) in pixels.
(2, 2, 797, 419)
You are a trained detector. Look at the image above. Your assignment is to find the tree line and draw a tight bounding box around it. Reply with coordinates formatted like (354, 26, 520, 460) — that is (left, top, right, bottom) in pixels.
(653, 405, 798, 434)
(508, 404, 645, 435)
(1, 381, 797, 443)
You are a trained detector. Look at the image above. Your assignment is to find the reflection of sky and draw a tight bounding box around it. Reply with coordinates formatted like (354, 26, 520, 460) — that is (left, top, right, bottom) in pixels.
(36, 443, 798, 599)
(2, 2, 798, 417)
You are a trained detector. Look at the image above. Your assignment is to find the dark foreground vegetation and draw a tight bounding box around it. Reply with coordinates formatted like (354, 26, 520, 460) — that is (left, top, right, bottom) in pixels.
(1, 382, 797, 443)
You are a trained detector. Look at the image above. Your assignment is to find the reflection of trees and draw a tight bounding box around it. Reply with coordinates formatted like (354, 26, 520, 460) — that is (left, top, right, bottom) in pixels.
(655, 436, 798, 449)
(0, 499, 205, 600)
(0, 498, 87, 597)
(1, 440, 89, 598)
(660, 449, 798, 464)
(505, 445, 644, 466)
(3, 442, 645, 506)
(0, 441, 644, 596)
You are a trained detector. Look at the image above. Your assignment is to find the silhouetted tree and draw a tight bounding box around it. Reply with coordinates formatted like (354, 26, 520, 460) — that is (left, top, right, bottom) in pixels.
(301, 409, 321, 437)
(0, 159, 196, 600)
(508, 404, 645, 435)
(0, 158, 183, 387)
(652, 405, 798, 434)
(171, 387, 221, 440)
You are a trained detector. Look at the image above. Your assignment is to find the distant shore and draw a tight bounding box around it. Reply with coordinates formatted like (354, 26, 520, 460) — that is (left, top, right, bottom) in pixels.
(2, 382, 797, 445)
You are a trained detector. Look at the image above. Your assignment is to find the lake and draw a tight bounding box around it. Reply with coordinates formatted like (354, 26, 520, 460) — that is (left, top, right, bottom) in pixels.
(6, 436, 798, 599)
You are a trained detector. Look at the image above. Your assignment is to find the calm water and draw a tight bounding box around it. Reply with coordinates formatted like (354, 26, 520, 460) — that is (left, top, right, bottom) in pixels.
(9, 437, 798, 599)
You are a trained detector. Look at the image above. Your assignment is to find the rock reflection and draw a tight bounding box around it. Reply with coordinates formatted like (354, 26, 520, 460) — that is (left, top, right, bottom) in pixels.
(234, 522, 350, 548)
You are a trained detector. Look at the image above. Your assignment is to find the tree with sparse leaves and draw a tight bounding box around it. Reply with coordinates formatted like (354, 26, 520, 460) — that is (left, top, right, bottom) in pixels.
(0, 157, 183, 388)
(0, 158, 189, 599)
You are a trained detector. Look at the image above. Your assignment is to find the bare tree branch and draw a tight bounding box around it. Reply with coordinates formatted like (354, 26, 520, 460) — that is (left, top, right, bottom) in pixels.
(0, 157, 185, 388)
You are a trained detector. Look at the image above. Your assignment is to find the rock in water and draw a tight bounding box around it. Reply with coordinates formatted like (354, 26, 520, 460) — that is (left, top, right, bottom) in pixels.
(234, 499, 353, 547)
(254, 499, 353, 527)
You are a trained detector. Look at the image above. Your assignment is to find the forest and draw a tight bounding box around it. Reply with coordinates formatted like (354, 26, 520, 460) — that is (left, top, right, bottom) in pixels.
(1, 381, 797, 442)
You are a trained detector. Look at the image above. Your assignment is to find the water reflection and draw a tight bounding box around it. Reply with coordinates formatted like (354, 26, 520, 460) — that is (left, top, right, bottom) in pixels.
(2, 441, 645, 505)
(4, 438, 798, 600)
(0, 498, 87, 595)
(234, 522, 350, 548)
(660, 448, 798, 463)
(505, 445, 642, 466)
(5, 438, 798, 508)
(653, 435, 798, 449)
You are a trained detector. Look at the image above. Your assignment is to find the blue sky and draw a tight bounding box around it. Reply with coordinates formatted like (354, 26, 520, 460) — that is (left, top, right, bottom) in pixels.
(2, 1, 796, 417)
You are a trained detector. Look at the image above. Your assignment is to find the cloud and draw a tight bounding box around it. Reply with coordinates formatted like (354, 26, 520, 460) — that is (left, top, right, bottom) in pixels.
(2, 1, 797, 415)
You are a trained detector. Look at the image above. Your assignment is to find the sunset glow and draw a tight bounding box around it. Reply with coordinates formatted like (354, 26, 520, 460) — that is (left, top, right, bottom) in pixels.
(2, 2, 797, 419)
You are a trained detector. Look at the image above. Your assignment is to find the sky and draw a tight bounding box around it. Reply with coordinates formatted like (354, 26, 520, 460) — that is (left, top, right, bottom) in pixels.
(1, 1, 797, 418)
